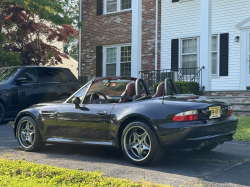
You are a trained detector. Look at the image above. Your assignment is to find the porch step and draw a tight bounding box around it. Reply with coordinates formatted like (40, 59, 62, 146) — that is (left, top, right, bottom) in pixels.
(231, 102, 250, 105)
(233, 109, 250, 112)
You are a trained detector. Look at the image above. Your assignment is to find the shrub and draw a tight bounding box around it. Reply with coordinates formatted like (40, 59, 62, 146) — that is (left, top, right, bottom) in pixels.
(0, 159, 171, 187)
(153, 81, 200, 95)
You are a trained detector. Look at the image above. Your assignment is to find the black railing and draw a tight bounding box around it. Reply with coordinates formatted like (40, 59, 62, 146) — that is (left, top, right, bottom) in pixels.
(139, 67, 204, 94)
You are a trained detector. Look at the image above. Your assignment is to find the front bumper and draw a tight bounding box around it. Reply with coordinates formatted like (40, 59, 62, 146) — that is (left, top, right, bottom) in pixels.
(155, 115, 238, 149)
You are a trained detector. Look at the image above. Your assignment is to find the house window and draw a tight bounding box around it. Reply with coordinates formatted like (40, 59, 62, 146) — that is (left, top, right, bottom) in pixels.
(104, 45, 131, 77)
(211, 35, 219, 76)
(105, 0, 131, 14)
(106, 47, 117, 76)
(181, 38, 198, 74)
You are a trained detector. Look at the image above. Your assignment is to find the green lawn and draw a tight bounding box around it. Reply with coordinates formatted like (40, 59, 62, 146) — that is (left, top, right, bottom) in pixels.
(233, 116, 250, 142)
(0, 159, 171, 187)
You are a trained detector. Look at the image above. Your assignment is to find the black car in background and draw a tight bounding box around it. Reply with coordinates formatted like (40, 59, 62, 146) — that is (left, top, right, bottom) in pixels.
(0, 66, 80, 123)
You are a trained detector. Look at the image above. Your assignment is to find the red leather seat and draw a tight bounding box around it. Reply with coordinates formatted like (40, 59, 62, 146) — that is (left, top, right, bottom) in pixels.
(152, 83, 164, 98)
(120, 82, 136, 103)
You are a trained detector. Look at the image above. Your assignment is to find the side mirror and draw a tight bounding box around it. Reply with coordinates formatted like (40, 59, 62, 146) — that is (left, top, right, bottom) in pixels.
(72, 97, 81, 109)
(16, 77, 27, 85)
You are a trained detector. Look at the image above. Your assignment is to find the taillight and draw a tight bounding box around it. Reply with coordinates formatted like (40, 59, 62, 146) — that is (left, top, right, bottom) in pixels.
(227, 106, 233, 116)
(172, 110, 198, 122)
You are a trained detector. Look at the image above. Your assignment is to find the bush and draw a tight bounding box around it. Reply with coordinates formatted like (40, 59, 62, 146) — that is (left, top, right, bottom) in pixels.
(0, 159, 171, 187)
(153, 81, 200, 95)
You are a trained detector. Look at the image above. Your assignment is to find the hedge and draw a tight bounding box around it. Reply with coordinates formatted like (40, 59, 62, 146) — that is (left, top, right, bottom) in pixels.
(153, 81, 200, 95)
(0, 158, 171, 187)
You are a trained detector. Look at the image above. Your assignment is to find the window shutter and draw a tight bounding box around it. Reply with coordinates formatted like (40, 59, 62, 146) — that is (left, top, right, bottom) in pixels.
(96, 0, 103, 16)
(219, 33, 229, 76)
(96, 46, 103, 77)
(172, 0, 179, 2)
(171, 39, 179, 71)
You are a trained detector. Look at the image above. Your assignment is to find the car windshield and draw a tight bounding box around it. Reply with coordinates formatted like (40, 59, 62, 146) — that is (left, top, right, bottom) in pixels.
(0, 67, 21, 84)
(88, 79, 134, 97)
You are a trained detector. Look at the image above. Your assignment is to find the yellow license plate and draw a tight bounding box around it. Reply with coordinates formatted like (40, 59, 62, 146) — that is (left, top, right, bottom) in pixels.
(209, 106, 221, 119)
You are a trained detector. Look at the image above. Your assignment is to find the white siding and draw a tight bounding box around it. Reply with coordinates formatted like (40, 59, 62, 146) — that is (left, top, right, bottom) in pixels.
(161, 0, 250, 91)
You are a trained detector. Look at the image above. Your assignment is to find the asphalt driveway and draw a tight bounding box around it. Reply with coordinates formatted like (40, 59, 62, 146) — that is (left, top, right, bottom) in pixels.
(0, 122, 249, 187)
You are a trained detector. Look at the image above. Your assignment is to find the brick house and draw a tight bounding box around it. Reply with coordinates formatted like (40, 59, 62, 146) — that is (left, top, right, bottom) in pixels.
(79, 0, 161, 83)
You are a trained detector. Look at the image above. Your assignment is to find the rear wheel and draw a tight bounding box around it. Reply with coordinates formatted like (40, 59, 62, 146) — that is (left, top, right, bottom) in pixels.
(121, 121, 165, 166)
(16, 116, 45, 151)
(193, 143, 218, 152)
(0, 103, 5, 124)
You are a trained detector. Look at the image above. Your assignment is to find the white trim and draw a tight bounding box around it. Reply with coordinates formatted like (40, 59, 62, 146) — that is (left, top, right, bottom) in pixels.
(104, 0, 132, 15)
(78, 0, 82, 78)
(239, 30, 248, 90)
(200, 0, 212, 91)
(154, 0, 158, 71)
(131, 0, 142, 78)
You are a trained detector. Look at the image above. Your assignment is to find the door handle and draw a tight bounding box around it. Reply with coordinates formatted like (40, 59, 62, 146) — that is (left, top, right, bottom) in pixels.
(97, 111, 107, 115)
(56, 85, 62, 87)
(32, 86, 39, 89)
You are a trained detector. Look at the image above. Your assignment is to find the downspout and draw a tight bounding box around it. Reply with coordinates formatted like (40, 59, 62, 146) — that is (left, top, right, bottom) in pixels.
(78, 0, 82, 78)
(154, 0, 158, 71)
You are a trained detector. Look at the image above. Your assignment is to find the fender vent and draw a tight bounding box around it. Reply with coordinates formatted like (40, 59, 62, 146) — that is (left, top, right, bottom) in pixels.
(40, 111, 57, 116)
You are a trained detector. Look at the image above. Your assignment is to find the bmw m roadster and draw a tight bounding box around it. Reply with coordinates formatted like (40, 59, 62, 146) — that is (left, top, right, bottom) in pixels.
(13, 77, 238, 166)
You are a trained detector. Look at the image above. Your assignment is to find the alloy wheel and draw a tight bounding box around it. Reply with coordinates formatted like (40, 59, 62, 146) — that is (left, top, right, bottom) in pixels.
(18, 120, 35, 148)
(123, 126, 151, 162)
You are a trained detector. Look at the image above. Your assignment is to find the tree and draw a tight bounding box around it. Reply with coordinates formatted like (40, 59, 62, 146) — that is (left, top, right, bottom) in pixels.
(0, 0, 79, 66)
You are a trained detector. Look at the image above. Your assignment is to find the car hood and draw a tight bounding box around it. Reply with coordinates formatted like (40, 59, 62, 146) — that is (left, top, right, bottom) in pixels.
(29, 102, 65, 110)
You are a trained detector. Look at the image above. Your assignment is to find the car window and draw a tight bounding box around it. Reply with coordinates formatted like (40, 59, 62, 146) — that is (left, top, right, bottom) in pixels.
(38, 68, 54, 82)
(67, 83, 90, 103)
(63, 69, 78, 82)
(87, 79, 133, 97)
(0, 67, 21, 84)
(54, 69, 70, 82)
(18, 68, 37, 83)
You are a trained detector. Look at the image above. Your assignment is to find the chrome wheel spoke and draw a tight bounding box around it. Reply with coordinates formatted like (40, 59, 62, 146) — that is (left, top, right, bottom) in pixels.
(27, 134, 33, 145)
(137, 147, 143, 159)
(142, 145, 150, 151)
(132, 132, 139, 142)
(21, 131, 26, 141)
(129, 141, 137, 149)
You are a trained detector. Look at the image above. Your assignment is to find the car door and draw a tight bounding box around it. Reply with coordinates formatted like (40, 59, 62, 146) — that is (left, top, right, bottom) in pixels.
(12, 68, 41, 110)
(57, 103, 115, 141)
(38, 67, 59, 102)
(53, 68, 77, 99)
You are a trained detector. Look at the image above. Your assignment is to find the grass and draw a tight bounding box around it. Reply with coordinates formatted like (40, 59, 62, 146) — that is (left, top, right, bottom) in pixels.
(233, 116, 250, 142)
(0, 158, 171, 187)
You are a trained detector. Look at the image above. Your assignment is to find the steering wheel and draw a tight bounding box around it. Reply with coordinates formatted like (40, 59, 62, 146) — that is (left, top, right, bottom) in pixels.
(90, 92, 109, 104)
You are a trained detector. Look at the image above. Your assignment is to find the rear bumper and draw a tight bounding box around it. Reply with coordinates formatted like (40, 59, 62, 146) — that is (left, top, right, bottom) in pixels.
(155, 115, 238, 149)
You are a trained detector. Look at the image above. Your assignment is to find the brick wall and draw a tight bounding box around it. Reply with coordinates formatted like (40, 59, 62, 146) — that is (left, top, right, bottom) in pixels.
(81, 0, 161, 79)
(141, 0, 161, 71)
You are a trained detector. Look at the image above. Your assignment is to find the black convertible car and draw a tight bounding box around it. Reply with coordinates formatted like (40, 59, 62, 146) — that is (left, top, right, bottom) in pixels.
(13, 77, 238, 166)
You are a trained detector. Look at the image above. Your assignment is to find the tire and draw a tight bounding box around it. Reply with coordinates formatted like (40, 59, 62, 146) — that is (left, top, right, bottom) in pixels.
(0, 103, 5, 124)
(192, 143, 218, 152)
(121, 121, 165, 166)
(16, 116, 45, 151)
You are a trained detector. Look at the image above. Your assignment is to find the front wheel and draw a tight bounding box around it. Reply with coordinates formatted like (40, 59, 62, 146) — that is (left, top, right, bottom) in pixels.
(121, 121, 165, 166)
(16, 116, 45, 151)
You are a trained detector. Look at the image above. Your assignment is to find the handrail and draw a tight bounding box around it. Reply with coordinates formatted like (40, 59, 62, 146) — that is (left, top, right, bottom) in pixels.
(190, 66, 204, 82)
